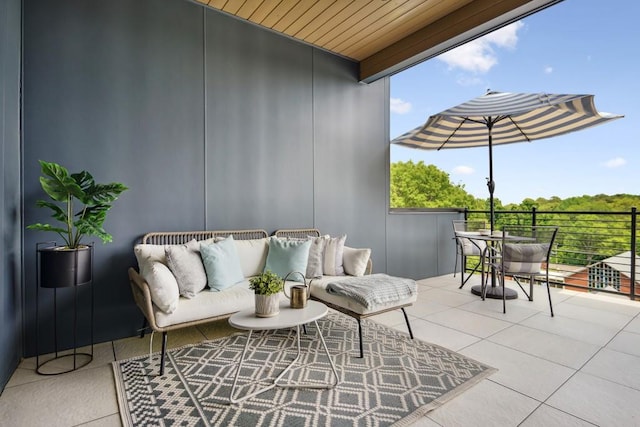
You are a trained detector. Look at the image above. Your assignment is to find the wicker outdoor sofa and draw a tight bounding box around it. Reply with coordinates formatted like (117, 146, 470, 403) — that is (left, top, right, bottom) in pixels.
(129, 228, 415, 375)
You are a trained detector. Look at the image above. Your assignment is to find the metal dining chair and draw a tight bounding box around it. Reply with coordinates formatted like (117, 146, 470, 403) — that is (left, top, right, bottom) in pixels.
(452, 220, 488, 288)
(484, 225, 559, 316)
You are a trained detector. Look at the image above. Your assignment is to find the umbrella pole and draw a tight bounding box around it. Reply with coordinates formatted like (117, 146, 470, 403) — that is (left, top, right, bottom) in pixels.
(487, 123, 495, 232)
(474, 121, 518, 300)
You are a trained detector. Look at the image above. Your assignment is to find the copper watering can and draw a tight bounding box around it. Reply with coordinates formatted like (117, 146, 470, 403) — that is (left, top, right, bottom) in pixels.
(283, 271, 311, 309)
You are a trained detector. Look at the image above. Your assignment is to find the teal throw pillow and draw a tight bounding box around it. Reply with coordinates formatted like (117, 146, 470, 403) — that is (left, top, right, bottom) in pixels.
(200, 236, 245, 291)
(264, 238, 311, 282)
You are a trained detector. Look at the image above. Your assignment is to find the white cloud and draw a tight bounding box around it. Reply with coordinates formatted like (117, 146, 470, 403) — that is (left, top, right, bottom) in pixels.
(544, 66, 553, 74)
(452, 165, 474, 175)
(603, 157, 626, 168)
(437, 21, 524, 74)
(390, 98, 412, 114)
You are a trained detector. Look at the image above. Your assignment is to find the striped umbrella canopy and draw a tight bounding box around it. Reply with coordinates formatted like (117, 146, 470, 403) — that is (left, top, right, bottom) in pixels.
(391, 91, 623, 230)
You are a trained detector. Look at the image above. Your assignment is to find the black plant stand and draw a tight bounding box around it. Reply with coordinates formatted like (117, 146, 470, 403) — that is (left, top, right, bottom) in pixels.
(36, 242, 94, 375)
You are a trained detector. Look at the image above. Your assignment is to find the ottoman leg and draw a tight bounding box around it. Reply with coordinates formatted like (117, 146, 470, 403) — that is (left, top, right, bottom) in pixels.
(357, 319, 364, 358)
(401, 308, 414, 339)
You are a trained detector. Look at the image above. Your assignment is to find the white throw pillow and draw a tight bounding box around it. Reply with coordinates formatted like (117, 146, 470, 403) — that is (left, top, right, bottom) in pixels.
(343, 246, 371, 276)
(141, 259, 180, 313)
(233, 238, 269, 277)
(323, 234, 346, 276)
(134, 243, 169, 267)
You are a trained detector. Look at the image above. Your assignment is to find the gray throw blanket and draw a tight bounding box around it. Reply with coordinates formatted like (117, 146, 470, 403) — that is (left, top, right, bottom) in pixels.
(326, 274, 417, 309)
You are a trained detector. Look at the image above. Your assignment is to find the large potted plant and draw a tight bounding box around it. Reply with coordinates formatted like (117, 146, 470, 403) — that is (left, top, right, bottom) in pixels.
(28, 160, 128, 287)
(249, 270, 284, 317)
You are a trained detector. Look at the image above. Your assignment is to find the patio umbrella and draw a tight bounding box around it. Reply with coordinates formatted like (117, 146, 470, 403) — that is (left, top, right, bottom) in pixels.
(391, 91, 623, 231)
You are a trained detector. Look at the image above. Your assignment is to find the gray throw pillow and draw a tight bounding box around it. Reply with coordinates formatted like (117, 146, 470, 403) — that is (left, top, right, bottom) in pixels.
(165, 239, 207, 298)
(289, 236, 327, 278)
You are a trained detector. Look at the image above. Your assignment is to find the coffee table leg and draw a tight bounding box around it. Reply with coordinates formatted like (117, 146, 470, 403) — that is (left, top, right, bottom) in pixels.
(274, 321, 339, 389)
(315, 320, 340, 387)
(230, 322, 339, 404)
(229, 330, 272, 404)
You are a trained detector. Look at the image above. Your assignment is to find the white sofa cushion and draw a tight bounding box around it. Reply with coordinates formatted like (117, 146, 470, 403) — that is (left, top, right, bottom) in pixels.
(233, 237, 269, 277)
(154, 280, 254, 328)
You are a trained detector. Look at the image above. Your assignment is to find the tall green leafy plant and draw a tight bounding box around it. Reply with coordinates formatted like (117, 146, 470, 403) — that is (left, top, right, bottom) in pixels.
(27, 160, 129, 248)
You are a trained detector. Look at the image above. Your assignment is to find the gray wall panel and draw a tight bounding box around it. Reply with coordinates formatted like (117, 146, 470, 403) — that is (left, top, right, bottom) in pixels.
(386, 212, 459, 279)
(313, 51, 388, 271)
(23, 0, 205, 353)
(205, 10, 314, 233)
(15, 0, 448, 369)
(0, 0, 23, 390)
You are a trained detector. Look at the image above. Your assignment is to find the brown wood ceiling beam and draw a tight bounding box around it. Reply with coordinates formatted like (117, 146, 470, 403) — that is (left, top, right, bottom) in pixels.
(359, 0, 531, 82)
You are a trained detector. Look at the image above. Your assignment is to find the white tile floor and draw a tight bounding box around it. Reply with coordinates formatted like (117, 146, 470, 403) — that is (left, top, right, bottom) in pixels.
(2, 273, 639, 426)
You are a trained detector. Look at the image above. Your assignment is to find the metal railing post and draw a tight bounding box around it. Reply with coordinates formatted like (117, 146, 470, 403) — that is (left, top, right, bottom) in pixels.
(532, 207, 537, 226)
(631, 207, 637, 301)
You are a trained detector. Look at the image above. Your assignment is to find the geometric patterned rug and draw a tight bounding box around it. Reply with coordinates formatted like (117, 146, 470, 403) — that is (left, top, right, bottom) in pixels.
(112, 310, 496, 426)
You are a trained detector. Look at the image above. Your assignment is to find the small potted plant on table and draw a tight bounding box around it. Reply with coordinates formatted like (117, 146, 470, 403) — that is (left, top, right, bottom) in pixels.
(249, 270, 284, 317)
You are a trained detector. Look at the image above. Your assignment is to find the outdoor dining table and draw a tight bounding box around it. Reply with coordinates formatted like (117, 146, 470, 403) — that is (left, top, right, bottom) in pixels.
(455, 231, 530, 299)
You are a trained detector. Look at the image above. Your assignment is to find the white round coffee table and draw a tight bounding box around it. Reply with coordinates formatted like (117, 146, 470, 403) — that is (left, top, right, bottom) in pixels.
(227, 300, 339, 404)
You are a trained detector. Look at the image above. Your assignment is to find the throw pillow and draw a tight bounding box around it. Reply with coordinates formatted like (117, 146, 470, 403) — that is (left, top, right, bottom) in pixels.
(200, 236, 245, 291)
(323, 234, 347, 276)
(140, 258, 180, 313)
(264, 238, 311, 282)
(233, 237, 269, 277)
(343, 246, 371, 276)
(134, 243, 169, 267)
(288, 235, 327, 278)
(165, 239, 207, 299)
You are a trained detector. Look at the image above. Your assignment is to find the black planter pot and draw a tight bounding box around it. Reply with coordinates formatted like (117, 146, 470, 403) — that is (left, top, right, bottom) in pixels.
(38, 245, 93, 288)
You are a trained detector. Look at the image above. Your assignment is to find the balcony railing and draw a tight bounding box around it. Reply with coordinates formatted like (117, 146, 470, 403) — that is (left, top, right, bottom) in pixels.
(463, 207, 639, 300)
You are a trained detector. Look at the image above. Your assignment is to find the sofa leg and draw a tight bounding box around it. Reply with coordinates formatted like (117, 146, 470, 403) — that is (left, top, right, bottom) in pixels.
(401, 308, 414, 339)
(357, 319, 364, 358)
(139, 317, 147, 338)
(159, 332, 167, 376)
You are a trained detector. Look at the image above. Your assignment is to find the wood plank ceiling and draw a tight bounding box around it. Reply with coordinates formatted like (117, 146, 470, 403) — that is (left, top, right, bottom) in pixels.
(194, 0, 560, 82)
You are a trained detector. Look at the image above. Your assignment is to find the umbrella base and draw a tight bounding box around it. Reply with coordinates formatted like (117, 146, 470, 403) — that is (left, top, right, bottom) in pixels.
(471, 285, 518, 299)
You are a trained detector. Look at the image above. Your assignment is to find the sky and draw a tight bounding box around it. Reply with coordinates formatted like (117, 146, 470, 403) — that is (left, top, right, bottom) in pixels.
(390, 0, 639, 205)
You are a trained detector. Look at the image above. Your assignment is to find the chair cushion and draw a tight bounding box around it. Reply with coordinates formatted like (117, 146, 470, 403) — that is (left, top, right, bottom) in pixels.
(459, 237, 485, 255)
(502, 243, 549, 274)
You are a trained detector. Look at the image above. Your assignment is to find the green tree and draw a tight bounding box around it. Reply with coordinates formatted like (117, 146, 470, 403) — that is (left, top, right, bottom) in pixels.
(390, 160, 483, 209)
